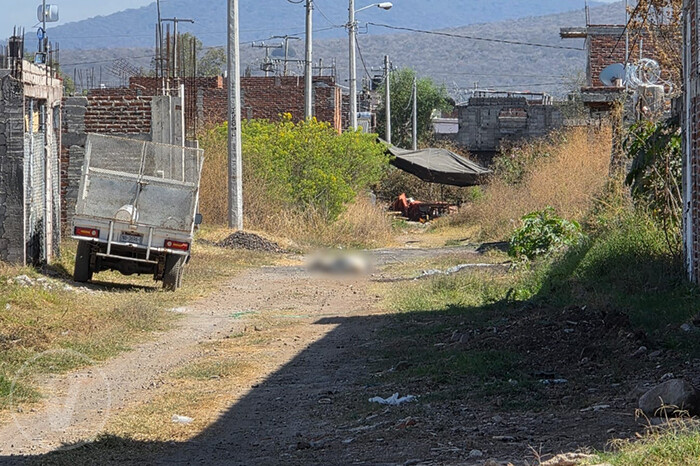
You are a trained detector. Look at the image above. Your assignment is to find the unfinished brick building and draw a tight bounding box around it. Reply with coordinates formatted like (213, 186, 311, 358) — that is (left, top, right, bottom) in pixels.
(0, 55, 63, 265)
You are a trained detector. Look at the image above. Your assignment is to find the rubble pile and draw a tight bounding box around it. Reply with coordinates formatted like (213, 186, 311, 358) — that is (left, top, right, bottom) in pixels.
(217, 231, 284, 253)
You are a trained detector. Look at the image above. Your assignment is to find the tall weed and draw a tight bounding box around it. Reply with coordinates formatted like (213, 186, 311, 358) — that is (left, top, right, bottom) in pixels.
(447, 127, 612, 241)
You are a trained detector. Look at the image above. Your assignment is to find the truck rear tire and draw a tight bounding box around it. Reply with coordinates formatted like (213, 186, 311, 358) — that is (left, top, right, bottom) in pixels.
(74, 241, 93, 283)
(163, 254, 185, 291)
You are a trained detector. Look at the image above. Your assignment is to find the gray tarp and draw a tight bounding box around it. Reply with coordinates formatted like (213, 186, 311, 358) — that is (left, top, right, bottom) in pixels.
(387, 146, 491, 187)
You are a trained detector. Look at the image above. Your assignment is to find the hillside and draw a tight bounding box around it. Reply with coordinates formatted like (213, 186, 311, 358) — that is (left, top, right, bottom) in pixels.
(42, 0, 611, 50)
(60, 2, 625, 97)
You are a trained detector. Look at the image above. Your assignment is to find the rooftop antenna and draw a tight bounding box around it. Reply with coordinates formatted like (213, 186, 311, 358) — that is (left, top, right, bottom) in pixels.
(36, 1, 59, 65)
(599, 63, 626, 87)
(585, 0, 590, 26)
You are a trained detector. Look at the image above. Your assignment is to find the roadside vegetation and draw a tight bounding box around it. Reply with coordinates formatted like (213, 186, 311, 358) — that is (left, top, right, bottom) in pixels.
(0, 240, 275, 411)
(198, 116, 394, 249)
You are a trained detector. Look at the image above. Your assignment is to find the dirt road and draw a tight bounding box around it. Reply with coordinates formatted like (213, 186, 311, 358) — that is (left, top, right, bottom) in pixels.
(0, 245, 670, 465)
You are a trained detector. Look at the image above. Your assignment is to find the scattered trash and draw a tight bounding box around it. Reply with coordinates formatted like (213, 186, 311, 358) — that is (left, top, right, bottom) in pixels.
(540, 378, 568, 385)
(369, 393, 417, 406)
(580, 404, 610, 412)
(469, 449, 483, 458)
(418, 263, 503, 279)
(390, 193, 456, 222)
(171, 414, 194, 424)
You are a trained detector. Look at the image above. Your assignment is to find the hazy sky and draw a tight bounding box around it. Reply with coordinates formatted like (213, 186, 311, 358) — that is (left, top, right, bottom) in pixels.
(2, 0, 153, 35)
(1, 0, 622, 39)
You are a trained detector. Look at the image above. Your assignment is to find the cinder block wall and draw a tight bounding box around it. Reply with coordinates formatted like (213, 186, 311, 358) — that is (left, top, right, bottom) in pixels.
(0, 73, 27, 263)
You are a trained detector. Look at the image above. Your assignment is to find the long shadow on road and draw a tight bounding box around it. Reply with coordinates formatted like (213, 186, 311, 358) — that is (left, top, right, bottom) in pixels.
(5, 304, 655, 465)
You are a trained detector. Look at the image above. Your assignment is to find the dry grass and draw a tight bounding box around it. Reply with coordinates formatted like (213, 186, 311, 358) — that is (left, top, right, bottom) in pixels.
(446, 126, 612, 241)
(0, 240, 276, 410)
(198, 126, 394, 250)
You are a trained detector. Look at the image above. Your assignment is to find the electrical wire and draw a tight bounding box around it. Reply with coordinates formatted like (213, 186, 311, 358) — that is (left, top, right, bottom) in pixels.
(607, 0, 644, 59)
(314, 1, 344, 28)
(365, 22, 585, 51)
(355, 38, 372, 80)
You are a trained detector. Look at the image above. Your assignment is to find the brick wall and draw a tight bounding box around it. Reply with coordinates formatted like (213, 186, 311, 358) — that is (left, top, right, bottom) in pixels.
(129, 75, 343, 131)
(61, 89, 153, 229)
(84, 88, 152, 134)
(587, 26, 659, 87)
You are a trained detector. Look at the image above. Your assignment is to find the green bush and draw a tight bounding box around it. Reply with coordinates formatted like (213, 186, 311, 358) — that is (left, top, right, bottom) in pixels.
(508, 207, 584, 261)
(206, 115, 390, 221)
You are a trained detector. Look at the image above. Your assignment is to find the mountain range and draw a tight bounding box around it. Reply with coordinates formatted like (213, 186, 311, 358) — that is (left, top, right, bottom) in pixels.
(32, 0, 615, 50)
(58, 1, 626, 98)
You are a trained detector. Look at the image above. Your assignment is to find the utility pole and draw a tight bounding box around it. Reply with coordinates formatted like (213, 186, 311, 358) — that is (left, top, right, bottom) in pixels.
(252, 42, 282, 77)
(304, 0, 313, 119)
(412, 75, 418, 150)
(384, 55, 391, 144)
(272, 35, 301, 76)
(227, 0, 243, 230)
(348, 0, 357, 130)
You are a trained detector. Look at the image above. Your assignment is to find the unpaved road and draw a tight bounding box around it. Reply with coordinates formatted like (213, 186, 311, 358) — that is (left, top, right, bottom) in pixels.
(0, 244, 677, 465)
(2, 247, 511, 464)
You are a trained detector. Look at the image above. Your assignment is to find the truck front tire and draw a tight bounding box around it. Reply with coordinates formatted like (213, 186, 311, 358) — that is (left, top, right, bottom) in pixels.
(74, 241, 93, 283)
(163, 254, 185, 291)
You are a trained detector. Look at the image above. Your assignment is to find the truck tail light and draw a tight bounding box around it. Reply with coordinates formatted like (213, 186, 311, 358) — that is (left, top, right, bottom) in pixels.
(74, 227, 100, 238)
(165, 240, 190, 252)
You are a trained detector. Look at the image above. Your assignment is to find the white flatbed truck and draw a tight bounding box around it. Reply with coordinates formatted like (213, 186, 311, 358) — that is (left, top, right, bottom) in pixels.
(72, 134, 204, 290)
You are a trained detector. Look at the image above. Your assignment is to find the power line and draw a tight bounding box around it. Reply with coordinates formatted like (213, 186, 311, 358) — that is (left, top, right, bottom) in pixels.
(607, 0, 644, 59)
(355, 38, 371, 81)
(365, 22, 586, 51)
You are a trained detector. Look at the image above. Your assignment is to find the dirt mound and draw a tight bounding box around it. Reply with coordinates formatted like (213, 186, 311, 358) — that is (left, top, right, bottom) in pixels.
(217, 231, 284, 253)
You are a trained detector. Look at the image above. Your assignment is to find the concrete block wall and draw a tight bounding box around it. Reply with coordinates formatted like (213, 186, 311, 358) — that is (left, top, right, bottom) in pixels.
(0, 74, 26, 263)
(456, 97, 563, 153)
(0, 62, 62, 265)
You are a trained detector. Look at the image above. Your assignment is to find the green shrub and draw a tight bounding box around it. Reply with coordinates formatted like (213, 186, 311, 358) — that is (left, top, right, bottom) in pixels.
(201, 115, 390, 222)
(508, 207, 584, 261)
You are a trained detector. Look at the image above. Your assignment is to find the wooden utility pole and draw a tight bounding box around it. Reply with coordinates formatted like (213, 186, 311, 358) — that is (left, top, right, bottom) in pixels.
(227, 0, 243, 230)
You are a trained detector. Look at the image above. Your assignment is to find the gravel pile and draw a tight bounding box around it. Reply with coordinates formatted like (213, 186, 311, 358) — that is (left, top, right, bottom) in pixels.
(217, 231, 284, 253)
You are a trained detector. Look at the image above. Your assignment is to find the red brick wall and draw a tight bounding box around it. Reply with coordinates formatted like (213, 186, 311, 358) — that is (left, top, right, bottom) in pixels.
(128, 76, 343, 132)
(84, 89, 152, 134)
(588, 27, 658, 87)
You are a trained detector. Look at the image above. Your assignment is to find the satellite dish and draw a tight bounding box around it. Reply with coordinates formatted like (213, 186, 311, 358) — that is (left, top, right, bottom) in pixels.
(600, 63, 626, 87)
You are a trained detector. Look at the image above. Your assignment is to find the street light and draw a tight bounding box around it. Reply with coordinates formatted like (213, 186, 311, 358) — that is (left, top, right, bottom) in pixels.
(348, 1, 392, 131)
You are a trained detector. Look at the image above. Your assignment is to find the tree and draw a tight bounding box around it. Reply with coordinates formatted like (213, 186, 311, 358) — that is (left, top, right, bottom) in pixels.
(198, 47, 226, 77)
(375, 68, 452, 148)
(630, 0, 682, 92)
